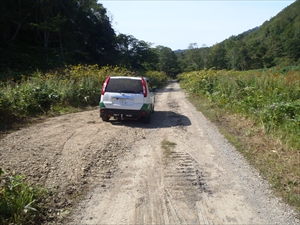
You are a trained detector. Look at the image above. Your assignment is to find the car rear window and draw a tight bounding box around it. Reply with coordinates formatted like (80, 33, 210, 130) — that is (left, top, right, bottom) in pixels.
(106, 78, 143, 94)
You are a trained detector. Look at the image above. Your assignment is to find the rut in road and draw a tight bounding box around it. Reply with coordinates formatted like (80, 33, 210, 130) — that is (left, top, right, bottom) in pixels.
(70, 81, 297, 224)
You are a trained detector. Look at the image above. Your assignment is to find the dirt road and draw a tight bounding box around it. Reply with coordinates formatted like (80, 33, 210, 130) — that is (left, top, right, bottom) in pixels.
(0, 81, 298, 224)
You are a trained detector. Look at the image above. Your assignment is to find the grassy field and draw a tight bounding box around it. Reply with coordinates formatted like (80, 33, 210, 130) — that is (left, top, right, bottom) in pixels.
(179, 67, 300, 211)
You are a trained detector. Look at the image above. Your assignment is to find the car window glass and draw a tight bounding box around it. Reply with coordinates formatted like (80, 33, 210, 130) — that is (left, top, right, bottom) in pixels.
(148, 81, 153, 91)
(106, 79, 143, 93)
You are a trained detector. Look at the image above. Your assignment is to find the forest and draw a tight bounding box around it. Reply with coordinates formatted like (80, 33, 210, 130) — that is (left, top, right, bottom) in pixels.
(178, 0, 300, 71)
(0, 0, 180, 80)
(0, 0, 299, 81)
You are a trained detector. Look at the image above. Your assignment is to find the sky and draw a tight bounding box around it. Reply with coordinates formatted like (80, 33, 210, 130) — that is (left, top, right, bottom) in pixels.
(100, 1, 296, 51)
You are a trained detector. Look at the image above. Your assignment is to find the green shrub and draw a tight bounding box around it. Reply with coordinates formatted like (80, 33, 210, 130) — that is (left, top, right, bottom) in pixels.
(0, 167, 47, 224)
(179, 68, 300, 149)
(0, 87, 13, 120)
(143, 71, 168, 88)
(0, 65, 169, 130)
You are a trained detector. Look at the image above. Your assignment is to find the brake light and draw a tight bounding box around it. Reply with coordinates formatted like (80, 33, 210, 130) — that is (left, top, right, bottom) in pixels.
(101, 76, 110, 95)
(141, 77, 147, 97)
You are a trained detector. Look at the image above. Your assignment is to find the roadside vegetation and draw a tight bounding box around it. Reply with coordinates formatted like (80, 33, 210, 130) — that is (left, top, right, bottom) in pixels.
(0, 65, 167, 133)
(0, 167, 48, 224)
(179, 67, 300, 210)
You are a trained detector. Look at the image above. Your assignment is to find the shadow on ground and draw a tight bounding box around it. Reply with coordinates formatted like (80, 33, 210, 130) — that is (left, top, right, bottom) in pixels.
(108, 110, 191, 129)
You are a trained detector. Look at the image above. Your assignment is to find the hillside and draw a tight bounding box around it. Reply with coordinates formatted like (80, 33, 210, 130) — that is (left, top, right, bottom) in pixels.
(176, 0, 299, 71)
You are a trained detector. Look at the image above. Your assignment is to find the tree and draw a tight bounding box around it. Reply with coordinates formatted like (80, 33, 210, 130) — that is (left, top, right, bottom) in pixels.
(0, 0, 116, 74)
(225, 38, 238, 70)
(284, 38, 300, 62)
(114, 34, 158, 71)
(235, 41, 251, 70)
(156, 46, 181, 78)
(207, 43, 227, 70)
(184, 43, 204, 71)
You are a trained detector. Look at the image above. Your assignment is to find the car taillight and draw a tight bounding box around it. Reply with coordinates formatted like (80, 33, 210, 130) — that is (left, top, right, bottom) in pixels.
(101, 76, 110, 95)
(141, 77, 147, 97)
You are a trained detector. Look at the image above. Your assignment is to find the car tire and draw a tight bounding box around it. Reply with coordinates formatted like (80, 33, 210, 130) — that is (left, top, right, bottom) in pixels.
(102, 116, 110, 122)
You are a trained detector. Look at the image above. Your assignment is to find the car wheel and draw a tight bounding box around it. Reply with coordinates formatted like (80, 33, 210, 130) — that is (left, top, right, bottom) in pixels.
(102, 116, 110, 122)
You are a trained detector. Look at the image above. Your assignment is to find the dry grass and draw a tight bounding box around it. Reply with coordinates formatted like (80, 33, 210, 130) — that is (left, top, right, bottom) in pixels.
(161, 139, 177, 158)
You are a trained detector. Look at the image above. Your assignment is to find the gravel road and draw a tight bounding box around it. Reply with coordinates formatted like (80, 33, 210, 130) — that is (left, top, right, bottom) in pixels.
(0, 81, 298, 224)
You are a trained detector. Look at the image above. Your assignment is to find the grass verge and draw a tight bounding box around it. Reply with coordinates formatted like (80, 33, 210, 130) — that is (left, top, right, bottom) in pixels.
(186, 93, 300, 212)
(0, 168, 48, 224)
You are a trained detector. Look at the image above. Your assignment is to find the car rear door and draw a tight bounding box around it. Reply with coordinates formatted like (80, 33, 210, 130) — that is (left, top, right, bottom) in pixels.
(102, 77, 144, 110)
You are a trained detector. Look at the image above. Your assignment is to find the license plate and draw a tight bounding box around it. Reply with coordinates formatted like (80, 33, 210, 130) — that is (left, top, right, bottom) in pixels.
(121, 99, 128, 104)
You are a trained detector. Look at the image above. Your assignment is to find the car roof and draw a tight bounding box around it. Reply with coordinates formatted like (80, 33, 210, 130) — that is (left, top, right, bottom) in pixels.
(110, 76, 142, 80)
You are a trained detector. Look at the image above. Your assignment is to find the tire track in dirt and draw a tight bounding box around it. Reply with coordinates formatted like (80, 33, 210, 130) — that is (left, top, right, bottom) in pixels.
(0, 109, 148, 219)
(69, 81, 298, 224)
(163, 82, 258, 224)
(2, 81, 297, 224)
(161, 83, 221, 224)
(70, 82, 219, 224)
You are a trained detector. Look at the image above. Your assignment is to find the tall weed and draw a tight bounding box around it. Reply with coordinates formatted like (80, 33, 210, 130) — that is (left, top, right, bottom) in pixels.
(0, 167, 47, 224)
(0, 65, 168, 130)
(179, 68, 300, 149)
(143, 71, 168, 88)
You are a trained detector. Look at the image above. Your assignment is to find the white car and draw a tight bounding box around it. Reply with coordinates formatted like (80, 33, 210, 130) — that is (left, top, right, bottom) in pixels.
(99, 76, 155, 123)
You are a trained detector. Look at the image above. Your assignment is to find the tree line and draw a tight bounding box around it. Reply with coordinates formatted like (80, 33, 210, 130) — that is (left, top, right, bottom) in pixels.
(177, 0, 300, 72)
(1, 0, 115, 74)
(0, 0, 298, 81)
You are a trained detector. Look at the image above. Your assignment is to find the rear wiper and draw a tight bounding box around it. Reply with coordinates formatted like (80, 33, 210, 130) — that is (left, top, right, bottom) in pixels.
(118, 90, 134, 93)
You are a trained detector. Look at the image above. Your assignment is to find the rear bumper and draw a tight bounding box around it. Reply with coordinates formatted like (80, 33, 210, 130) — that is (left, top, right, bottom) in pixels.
(100, 108, 149, 118)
